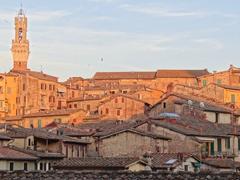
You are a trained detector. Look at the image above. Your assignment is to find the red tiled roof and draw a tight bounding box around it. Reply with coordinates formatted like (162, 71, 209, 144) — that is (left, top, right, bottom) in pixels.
(156, 69, 209, 78)
(24, 108, 86, 118)
(150, 153, 198, 169)
(94, 128, 171, 140)
(63, 77, 84, 85)
(93, 72, 156, 80)
(0, 146, 38, 161)
(53, 157, 143, 169)
(202, 159, 240, 168)
(10, 70, 58, 82)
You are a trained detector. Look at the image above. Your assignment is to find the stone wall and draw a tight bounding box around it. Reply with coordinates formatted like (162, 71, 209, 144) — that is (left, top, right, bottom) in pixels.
(0, 171, 238, 180)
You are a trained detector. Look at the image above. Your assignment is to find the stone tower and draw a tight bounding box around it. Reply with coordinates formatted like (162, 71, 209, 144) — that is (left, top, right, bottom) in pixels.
(11, 8, 30, 71)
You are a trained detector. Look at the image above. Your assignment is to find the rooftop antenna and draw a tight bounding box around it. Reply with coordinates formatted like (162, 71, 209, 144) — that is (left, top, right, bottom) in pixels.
(18, 0, 24, 16)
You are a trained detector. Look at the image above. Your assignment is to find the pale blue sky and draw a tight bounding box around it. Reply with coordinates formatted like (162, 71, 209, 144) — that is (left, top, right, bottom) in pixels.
(0, 0, 239, 80)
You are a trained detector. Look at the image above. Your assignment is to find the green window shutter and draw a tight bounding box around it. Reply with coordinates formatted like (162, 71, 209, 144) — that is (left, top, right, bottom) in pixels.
(225, 138, 230, 149)
(216, 79, 222, 85)
(202, 80, 207, 87)
(210, 142, 214, 155)
(38, 119, 42, 128)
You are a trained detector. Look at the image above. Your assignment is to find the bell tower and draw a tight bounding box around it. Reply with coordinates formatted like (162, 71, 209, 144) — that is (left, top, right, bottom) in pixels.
(11, 8, 30, 71)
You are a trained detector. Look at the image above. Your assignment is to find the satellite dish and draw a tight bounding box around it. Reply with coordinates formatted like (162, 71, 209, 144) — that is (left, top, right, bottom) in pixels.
(187, 100, 193, 106)
(200, 102, 205, 108)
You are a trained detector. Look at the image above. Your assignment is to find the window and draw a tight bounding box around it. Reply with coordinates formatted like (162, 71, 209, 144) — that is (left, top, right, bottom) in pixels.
(87, 104, 90, 111)
(238, 138, 240, 151)
(122, 98, 125, 103)
(48, 163, 51, 171)
(231, 94, 236, 104)
(24, 163, 28, 171)
(23, 84, 26, 91)
(115, 98, 118, 103)
(210, 142, 214, 155)
(225, 138, 230, 149)
(77, 146, 80, 157)
(16, 97, 20, 104)
(41, 83, 44, 90)
(28, 138, 31, 146)
(163, 102, 167, 109)
(66, 144, 68, 157)
(72, 91, 75, 98)
(105, 108, 109, 114)
(202, 80, 207, 87)
(184, 165, 189, 172)
(7, 87, 11, 94)
(40, 162, 44, 170)
(34, 163, 37, 170)
(38, 119, 42, 128)
(216, 79, 222, 85)
(9, 162, 14, 171)
(194, 79, 198, 86)
(72, 145, 74, 157)
(217, 138, 222, 153)
(0, 101, 3, 108)
(117, 110, 121, 116)
(69, 104, 72, 108)
(44, 163, 47, 171)
(0, 86, 3, 94)
(216, 113, 219, 123)
(49, 84, 52, 90)
(74, 104, 77, 108)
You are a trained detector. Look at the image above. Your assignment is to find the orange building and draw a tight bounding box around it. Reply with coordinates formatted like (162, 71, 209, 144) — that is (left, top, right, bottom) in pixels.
(199, 65, 240, 87)
(0, 73, 19, 118)
(4, 108, 87, 127)
(98, 94, 151, 120)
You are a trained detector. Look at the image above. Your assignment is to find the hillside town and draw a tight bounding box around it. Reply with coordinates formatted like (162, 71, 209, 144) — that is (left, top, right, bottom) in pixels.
(0, 7, 240, 174)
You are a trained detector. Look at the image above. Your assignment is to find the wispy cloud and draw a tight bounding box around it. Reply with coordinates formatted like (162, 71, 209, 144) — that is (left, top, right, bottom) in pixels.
(193, 38, 224, 50)
(88, 0, 118, 3)
(121, 4, 239, 19)
(121, 4, 207, 17)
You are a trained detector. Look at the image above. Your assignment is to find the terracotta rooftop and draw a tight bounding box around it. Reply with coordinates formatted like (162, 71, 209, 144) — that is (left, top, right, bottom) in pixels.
(10, 70, 58, 82)
(150, 115, 239, 138)
(0, 146, 38, 161)
(217, 84, 240, 91)
(63, 76, 84, 85)
(53, 157, 143, 169)
(93, 71, 156, 80)
(23, 108, 86, 118)
(150, 153, 198, 169)
(0, 134, 12, 140)
(6, 127, 62, 140)
(151, 92, 232, 113)
(202, 158, 240, 169)
(11, 146, 65, 159)
(98, 94, 150, 107)
(94, 128, 171, 140)
(156, 69, 209, 78)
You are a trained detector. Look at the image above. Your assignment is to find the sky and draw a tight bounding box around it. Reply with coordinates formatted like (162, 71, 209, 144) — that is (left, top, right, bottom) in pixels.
(0, 0, 239, 80)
